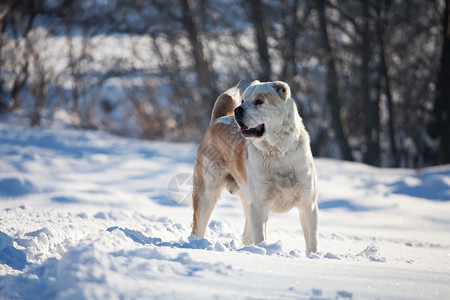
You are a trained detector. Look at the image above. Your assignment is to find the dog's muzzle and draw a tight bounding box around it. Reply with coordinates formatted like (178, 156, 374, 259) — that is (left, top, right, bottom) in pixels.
(234, 106, 265, 138)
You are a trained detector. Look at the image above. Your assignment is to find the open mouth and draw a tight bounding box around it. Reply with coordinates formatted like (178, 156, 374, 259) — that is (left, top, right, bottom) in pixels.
(237, 121, 265, 138)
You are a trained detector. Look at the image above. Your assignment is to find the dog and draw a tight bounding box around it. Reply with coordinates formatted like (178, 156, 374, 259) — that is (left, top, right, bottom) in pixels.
(191, 80, 318, 254)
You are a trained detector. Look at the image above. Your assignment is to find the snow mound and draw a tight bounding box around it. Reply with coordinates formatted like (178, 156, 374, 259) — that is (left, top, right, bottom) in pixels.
(237, 241, 284, 256)
(0, 231, 27, 271)
(357, 243, 387, 263)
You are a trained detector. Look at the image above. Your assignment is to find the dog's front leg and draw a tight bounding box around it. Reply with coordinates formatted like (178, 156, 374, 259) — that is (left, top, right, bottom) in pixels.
(299, 201, 319, 254)
(250, 201, 269, 244)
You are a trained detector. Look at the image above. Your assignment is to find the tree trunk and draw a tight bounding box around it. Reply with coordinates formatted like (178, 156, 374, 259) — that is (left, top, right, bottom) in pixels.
(279, 0, 299, 80)
(243, 0, 272, 81)
(316, 0, 353, 161)
(428, 0, 450, 165)
(377, 0, 399, 167)
(362, 1, 380, 166)
(179, 0, 218, 109)
(9, 1, 36, 111)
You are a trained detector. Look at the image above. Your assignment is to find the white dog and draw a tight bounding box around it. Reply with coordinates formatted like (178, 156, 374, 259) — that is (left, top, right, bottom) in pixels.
(191, 80, 318, 254)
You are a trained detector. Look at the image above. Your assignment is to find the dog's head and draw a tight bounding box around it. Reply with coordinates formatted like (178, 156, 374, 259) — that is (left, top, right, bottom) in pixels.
(234, 80, 291, 139)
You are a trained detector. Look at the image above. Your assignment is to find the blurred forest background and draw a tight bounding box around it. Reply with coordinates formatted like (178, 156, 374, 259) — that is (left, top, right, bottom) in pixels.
(0, 0, 449, 168)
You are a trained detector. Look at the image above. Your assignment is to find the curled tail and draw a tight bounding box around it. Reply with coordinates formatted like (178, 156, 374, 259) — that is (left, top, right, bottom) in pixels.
(210, 86, 241, 125)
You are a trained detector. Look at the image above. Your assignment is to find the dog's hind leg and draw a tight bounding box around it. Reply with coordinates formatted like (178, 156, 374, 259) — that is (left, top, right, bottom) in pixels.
(192, 158, 226, 239)
(192, 188, 221, 238)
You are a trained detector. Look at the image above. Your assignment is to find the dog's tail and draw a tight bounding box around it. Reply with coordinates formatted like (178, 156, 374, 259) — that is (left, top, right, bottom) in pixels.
(209, 85, 241, 126)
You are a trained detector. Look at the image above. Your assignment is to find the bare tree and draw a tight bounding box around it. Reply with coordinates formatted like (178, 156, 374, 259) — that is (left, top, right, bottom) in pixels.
(3, 0, 36, 111)
(316, 0, 353, 161)
(179, 0, 219, 103)
(376, 0, 399, 167)
(0, 2, 11, 111)
(428, 0, 450, 164)
(29, 30, 50, 126)
(360, 1, 380, 166)
(242, 0, 272, 81)
(277, 0, 312, 86)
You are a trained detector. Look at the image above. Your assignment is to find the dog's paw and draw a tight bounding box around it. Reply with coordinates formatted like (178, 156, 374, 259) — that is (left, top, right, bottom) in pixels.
(187, 234, 200, 243)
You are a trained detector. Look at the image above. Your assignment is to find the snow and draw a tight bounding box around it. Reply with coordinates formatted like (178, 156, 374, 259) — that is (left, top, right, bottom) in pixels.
(0, 121, 449, 299)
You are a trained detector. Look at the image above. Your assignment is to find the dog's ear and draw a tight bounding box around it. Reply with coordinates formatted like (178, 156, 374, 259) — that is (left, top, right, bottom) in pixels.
(272, 81, 291, 100)
(250, 80, 260, 86)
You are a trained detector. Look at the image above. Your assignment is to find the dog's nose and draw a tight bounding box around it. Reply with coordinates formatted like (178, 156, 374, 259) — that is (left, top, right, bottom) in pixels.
(234, 106, 244, 119)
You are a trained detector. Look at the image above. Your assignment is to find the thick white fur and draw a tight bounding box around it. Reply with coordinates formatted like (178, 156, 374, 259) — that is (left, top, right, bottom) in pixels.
(239, 81, 318, 253)
(192, 81, 319, 254)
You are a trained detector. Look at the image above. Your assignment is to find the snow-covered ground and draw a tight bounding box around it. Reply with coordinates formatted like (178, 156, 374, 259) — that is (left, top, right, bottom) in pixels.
(0, 121, 449, 299)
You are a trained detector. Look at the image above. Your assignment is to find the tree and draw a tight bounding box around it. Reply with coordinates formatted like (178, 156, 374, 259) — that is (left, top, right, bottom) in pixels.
(361, 1, 380, 166)
(1, 0, 36, 111)
(242, 0, 272, 81)
(428, 0, 450, 164)
(376, 0, 399, 167)
(316, 0, 354, 161)
(179, 0, 219, 105)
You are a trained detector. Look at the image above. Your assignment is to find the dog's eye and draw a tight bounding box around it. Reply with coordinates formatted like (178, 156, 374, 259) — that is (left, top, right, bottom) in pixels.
(255, 99, 264, 106)
(241, 99, 244, 104)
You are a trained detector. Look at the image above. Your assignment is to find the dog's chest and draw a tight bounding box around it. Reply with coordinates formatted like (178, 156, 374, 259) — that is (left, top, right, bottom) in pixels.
(268, 169, 298, 189)
(263, 170, 303, 212)
(254, 162, 304, 210)
(248, 149, 315, 211)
